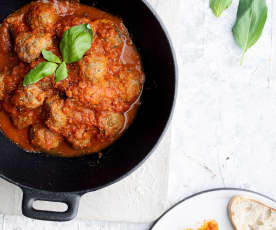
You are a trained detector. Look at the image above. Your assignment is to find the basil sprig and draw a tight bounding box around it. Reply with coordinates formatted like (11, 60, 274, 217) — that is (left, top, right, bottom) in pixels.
(42, 49, 62, 64)
(60, 24, 93, 64)
(210, 0, 232, 17)
(232, 0, 268, 64)
(23, 62, 58, 86)
(23, 24, 93, 86)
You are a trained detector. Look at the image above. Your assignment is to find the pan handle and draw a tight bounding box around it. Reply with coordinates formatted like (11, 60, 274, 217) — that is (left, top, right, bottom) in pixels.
(21, 188, 81, 221)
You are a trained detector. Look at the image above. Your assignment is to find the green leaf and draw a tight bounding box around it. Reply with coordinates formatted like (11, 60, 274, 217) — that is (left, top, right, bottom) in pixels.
(232, 0, 268, 64)
(42, 49, 62, 64)
(23, 62, 58, 86)
(210, 0, 232, 17)
(60, 23, 93, 64)
(55, 62, 68, 82)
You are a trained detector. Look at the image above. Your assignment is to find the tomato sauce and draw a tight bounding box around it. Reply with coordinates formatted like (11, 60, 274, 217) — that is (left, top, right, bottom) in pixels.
(0, 0, 144, 157)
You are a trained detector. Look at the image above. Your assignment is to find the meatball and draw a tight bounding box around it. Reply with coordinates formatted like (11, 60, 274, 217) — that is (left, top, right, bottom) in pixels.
(94, 19, 123, 48)
(66, 127, 94, 149)
(45, 97, 97, 134)
(97, 111, 125, 137)
(3, 63, 29, 95)
(119, 69, 143, 103)
(38, 76, 54, 90)
(66, 78, 129, 112)
(45, 97, 67, 133)
(45, 97, 97, 149)
(11, 109, 39, 129)
(27, 3, 58, 32)
(15, 32, 53, 63)
(56, 16, 91, 37)
(2, 96, 40, 129)
(63, 99, 96, 125)
(0, 73, 6, 100)
(6, 14, 29, 36)
(12, 85, 46, 109)
(79, 54, 107, 83)
(30, 124, 62, 151)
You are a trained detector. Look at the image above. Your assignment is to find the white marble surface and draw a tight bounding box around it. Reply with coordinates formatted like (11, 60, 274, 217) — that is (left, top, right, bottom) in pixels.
(0, 214, 150, 230)
(1, 0, 276, 229)
(168, 0, 276, 205)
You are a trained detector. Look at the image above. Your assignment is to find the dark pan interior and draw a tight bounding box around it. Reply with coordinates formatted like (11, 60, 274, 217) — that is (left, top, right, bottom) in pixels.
(0, 0, 176, 193)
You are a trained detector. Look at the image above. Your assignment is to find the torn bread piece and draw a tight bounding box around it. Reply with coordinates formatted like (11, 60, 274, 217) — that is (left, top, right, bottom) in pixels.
(228, 196, 276, 230)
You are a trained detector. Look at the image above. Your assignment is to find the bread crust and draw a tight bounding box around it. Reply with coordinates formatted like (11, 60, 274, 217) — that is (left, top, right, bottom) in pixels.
(228, 195, 276, 230)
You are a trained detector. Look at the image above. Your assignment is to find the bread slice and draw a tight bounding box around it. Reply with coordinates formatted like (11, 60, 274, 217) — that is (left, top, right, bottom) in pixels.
(228, 196, 276, 230)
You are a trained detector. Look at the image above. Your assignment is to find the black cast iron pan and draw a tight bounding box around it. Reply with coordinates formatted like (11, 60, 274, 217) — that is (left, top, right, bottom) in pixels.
(0, 0, 177, 221)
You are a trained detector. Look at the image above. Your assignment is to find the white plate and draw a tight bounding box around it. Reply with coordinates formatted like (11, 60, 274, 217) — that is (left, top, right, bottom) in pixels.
(151, 188, 276, 230)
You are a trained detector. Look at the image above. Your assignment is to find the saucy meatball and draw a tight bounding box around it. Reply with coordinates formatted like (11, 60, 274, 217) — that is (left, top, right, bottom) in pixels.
(45, 97, 96, 134)
(79, 54, 107, 83)
(12, 109, 39, 129)
(63, 99, 96, 126)
(15, 32, 53, 63)
(45, 97, 67, 133)
(45, 97, 97, 149)
(36, 96, 97, 149)
(3, 63, 29, 96)
(97, 111, 125, 137)
(93, 19, 123, 48)
(12, 85, 46, 109)
(6, 14, 29, 37)
(56, 16, 91, 37)
(30, 124, 62, 151)
(66, 127, 95, 149)
(27, 3, 58, 32)
(119, 69, 143, 103)
(0, 63, 29, 100)
(66, 78, 129, 112)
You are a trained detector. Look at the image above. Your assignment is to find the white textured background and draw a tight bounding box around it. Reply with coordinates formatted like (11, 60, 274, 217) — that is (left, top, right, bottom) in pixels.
(168, 0, 276, 204)
(1, 0, 276, 229)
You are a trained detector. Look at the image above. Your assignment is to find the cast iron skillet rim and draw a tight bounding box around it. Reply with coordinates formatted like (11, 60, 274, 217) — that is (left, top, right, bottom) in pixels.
(0, 0, 178, 195)
(150, 187, 276, 230)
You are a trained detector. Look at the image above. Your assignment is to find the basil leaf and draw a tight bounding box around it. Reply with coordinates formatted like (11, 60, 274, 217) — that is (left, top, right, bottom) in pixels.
(42, 49, 62, 64)
(210, 0, 232, 17)
(23, 62, 58, 86)
(232, 0, 268, 64)
(60, 24, 93, 64)
(55, 62, 68, 82)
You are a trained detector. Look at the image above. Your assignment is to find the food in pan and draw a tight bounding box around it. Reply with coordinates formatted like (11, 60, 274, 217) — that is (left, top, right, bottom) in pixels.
(0, 0, 145, 157)
(229, 196, 276, 230)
